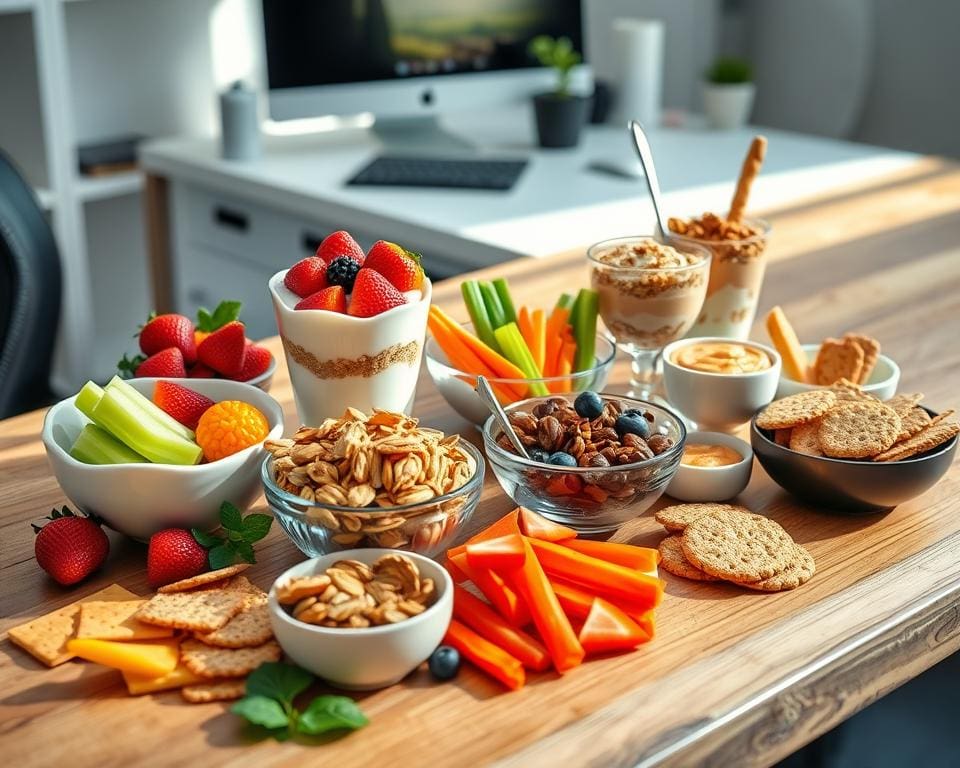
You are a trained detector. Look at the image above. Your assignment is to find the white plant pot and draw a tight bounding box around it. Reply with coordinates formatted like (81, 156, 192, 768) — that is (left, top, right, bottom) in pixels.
(702, 82, 756, 130)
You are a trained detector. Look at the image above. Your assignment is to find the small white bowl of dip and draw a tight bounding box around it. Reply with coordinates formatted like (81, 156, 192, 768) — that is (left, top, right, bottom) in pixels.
(666, 431, 753, 502)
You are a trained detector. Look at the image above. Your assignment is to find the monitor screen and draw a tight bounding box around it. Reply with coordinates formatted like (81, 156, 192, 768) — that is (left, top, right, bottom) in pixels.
(262, 0, 583, 91)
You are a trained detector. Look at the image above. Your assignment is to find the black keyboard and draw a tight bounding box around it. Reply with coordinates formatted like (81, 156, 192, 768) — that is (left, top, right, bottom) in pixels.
(347, 155, 528, 191)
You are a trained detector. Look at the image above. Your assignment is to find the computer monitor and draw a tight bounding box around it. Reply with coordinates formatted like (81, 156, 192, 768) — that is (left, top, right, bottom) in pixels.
(261, 0, 584, 150)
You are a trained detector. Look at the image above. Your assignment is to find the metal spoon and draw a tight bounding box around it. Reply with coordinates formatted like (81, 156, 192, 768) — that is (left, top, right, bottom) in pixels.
(629, 119, 671, 242)
(474, 375, 530, 460)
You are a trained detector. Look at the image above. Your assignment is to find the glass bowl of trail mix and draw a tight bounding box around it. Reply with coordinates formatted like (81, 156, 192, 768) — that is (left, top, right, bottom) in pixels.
(262, 408, 484, 558)
(481, 392, 686, 533)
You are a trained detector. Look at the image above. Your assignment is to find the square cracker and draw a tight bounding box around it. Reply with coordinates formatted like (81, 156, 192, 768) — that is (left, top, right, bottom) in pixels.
(814, 338, 864, 386)
(194, 597, 272, 649)
(7, 584, 138, 667)
(156, 564, 250, 593)
(77, 600, 175, 641)
(181, 679, 247, 703)
(135, 589, 247, 633)
(180, 638, 282, 678)
(843, 333, 880, 384)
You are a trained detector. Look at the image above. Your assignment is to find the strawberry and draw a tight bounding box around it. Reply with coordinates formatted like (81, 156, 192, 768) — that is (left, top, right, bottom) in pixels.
(153, 380, 215, 429)
(347, 269, 407, 317)
(284, 257, 328, 298)
(33, 507, 109, 586)
(188, 362, 216, 378)
(133, 347, 187, 378)
(233, 343, 273, 381)
(139, 313, 197, 365)
(364, 241, 425, 291)
(295, 285, 347, 313)
(197, 321, 247, 377)
(147, 528, 208, 588)
(316, 230, 365, 266)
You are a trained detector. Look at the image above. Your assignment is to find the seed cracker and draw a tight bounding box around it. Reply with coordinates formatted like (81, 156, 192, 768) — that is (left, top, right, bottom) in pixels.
(788, 420, 824, 457)
(774, 428, 792, 447)
(895, 407, 932, 442)
(813, 338, 864, 385)
(193, 598, 273, 649)
(77, 600, 175, 641)
(818, 401, 900, 458)
(181, 679, 248, 703)
(657, 535, 719, 581)
(654, 503, 748, 533)
(756, 390, 837, 430)
(180, 638, 282, 678)
(680, 510, 795, 583)
(739, 544, 816, 592)
(872, 419, 959, 462)
(135, 589, 247, 632)
(156, 564, 250, 593)
(843, 333, 880, 384)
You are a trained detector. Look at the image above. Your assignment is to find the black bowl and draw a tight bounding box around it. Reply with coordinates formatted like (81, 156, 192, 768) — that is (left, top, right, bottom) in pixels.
(751, 407, 957, 514)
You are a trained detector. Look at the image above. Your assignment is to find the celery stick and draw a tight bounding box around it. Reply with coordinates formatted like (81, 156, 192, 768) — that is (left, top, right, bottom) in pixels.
(555, 293, 575, 312)
(492, 278, 518, 324)
(572, 289, 599, 373)
(70, 424, 148, 465)
(75, 381, 105, 421)
(479, 281, 507, 329)
(93, 390, 202, 465)
(104, 376, 195, 442)
(493, 323, 550, 397)
(461, 281, 500, 352)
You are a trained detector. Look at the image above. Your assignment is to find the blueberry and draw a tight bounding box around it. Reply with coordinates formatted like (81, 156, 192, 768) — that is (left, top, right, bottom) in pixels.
(615, 413, 651, 440)
(574, 391, 604, 420)
(529, 447, 550, 463)
(547, 451, 578, 467)
(428, 645, 460, 681)
(326, 256, 361, 292)
(624, 408, 655, 423)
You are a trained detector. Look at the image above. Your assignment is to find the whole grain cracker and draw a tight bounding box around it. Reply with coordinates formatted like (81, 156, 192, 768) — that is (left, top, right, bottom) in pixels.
(181, 679, 247, 703)
(756, 390, 837, 430)
(813, 338, 864, 386)
(788, 420, 824, 456)
(739, 544, 816, 591)
(181, 638, 282, 678)
(872, 419, 959, 462)
(77, 600, 175, 641)
(896, 407, 932, 442)
(657, 536, 719, 581)
(156, 564, 250, 593)
(194, 599, 272, 649)
(135, 589, 247, 632)
(830, 378, 876, 402)
(843, 333, 880, 384)
(654, 503, 748, 533)
(774, 429, 792, 447)
(818, 400, 900, 458)
(885, 392, 924, 417)
(680, 510, 795, 583)
(928, 409, 956, 428)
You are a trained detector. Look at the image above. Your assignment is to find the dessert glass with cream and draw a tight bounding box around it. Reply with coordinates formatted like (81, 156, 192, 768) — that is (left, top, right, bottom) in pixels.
(587, 236, 710, 398)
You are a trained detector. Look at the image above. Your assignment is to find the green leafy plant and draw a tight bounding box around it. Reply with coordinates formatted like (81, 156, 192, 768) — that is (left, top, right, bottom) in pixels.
(706, 57, 753, 85)
(232, 662, 369, 740)
(192, 501, 273, 570)
(528, 35, 582, 97)
(197, 300, 243, 333)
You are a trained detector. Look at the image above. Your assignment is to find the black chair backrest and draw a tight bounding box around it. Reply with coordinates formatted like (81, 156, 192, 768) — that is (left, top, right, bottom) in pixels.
(0, 150, 62, 418)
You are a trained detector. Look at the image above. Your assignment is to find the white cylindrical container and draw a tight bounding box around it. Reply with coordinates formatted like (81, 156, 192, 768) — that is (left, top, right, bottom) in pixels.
(220, 81, 261, 161)
(609, 18, 664, 128)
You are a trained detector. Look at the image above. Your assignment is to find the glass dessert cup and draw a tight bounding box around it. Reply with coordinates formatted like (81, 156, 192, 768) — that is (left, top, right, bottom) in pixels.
(587, 236, 711, 399)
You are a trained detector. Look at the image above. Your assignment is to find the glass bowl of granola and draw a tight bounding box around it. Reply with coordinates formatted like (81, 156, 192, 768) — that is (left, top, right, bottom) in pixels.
(261, 408, 484, 558)
(481, 393, 686, 533)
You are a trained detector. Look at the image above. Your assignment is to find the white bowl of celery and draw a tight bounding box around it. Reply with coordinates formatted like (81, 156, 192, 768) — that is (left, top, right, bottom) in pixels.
(41, 376, 284, 540)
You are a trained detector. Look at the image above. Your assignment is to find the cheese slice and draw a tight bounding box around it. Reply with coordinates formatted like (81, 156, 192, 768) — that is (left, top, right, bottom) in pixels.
(766, 305, 809, 383)
(67, 637, 181, 678)
(122, 662, 206, 695)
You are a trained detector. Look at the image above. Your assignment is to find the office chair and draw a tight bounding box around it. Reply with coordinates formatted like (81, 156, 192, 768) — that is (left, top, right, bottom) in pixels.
(0, 150, 62, 418)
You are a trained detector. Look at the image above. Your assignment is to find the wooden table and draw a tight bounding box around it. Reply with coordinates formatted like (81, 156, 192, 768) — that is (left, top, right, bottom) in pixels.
(3, 158, 960, 767)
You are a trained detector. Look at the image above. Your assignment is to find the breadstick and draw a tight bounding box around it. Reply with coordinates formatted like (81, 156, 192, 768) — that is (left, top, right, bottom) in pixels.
(727, 135, 767, 222)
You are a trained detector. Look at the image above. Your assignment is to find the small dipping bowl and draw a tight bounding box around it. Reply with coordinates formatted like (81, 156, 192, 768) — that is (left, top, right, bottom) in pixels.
(665, 431, 753, 502)
(776, 343, 900, 400)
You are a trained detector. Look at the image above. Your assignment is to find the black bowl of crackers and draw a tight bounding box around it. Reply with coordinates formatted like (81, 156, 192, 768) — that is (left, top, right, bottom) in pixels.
(750, 386, 958, 513)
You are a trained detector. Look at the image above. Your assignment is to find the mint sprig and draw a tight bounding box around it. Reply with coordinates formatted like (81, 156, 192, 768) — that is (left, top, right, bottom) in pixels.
(197, 300, 243, 332)
(232, 662, 368, 740)
(192, 501, 273, 570)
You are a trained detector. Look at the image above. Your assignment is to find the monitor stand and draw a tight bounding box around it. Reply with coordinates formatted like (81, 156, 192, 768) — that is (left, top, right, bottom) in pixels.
(370, 115, 476, 155)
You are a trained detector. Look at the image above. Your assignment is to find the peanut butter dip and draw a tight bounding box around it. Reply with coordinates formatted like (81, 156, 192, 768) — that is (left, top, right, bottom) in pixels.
(681, 443, 744, 467)
(673, 341, 771, 374)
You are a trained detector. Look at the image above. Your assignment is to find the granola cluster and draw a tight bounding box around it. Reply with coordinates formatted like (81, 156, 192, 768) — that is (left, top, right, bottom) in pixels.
(668, 213, 767, 262)
(590, 239, 707, 298)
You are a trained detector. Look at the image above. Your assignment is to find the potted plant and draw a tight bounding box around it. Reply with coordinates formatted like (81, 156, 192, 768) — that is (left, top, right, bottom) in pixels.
(528, 35, 589, 148)
(702, 57, 755, 130)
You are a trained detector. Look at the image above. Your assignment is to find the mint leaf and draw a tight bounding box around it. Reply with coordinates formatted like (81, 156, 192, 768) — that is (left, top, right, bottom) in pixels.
(208, 542, 235, 570)
(241, 514, 273, 543)
(219, 502, 244, 532)
(192, 528, 223, 548)
(297, 696, 368, 735)
(197, 307, 214, 332)
(246, 662, 314, 708)
(231, 696, 289, 730)
(234, 541, 256, 564)
(198, 300, 243, 332)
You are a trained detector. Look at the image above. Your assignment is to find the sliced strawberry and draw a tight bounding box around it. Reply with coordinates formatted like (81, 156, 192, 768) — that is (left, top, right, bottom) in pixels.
(135, 347, 187, 378)
(153, 380, 215, 429)
(364, 240, 424, 292)
(139, 314, 197, 365)
(188, 362, 216, 378)
(295, 285, 347, 313)
(347, 269, 407, 318)
(316, 230, 365, 266)
(284, 257, 328, 298)
(197, 321, 247, 377)
(233, 343, 273, 381)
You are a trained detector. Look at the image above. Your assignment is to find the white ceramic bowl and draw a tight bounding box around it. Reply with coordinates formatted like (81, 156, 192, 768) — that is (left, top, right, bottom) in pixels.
(662, 337, 782, 432)
(269, 549, 453, 690)
(41, 378, 284, 540)
(245, 353, 277, 391)
(665, 431, 753, 502)
(776, 343, 900, 400)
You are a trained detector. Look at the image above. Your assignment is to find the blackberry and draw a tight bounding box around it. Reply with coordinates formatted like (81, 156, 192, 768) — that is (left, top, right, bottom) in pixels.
(326, 256, 361, 292)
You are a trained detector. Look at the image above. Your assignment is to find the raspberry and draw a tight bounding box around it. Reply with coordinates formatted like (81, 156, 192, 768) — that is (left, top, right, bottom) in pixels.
(326, 256, 361, 293)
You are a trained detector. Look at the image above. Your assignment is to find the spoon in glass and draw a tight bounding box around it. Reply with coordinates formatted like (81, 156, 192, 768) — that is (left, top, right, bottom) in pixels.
(629, 119, 671, 242)
(474, 375, 530, 459)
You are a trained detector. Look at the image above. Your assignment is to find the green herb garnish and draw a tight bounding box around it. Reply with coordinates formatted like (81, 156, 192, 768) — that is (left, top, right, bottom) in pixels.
(192, 501, 273, 570)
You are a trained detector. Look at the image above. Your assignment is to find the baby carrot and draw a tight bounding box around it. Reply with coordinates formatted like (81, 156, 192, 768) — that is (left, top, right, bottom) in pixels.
(444, 619, 526, 691)
(560, 539, 660, 573)
(453, 586, 551, 671)
(448, 550, 530, 628)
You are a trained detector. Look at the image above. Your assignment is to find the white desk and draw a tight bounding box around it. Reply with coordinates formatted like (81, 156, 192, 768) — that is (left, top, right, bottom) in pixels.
(140, 108, 915, 339)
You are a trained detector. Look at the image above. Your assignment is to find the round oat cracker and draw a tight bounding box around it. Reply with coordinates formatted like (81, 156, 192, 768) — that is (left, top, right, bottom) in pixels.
(657, 536, 720, 581)
(680, 510, 795, 583)
(818, 400, 900, 458)
(654, 503, 749, 533)
(740, 544, 815, 591)
(787, 420, 823, 456)
(756, 390, 837, 431)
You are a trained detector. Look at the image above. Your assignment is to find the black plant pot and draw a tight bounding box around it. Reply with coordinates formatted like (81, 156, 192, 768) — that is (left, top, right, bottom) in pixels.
(533, 93, 590, 149)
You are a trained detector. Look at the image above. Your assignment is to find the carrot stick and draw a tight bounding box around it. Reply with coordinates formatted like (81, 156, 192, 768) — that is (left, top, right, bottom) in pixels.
(447, 508, 522, 561)
(549, 577, 654, 627)
(578, 598, 652, 655)
(528, 538, 664, 611)
(449, 550, 530, 627)
(453, 586, 551, 671)
(428, 312, 522, 402)
(543, 307, 571, 378)
(560, 539, 660, 572)
(517, 306, 534, 351)
(531, 309, 546, 373)
(518, 507, 578, 542)
(444, 619, 526, 691)
(466, 533, 526, 571)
